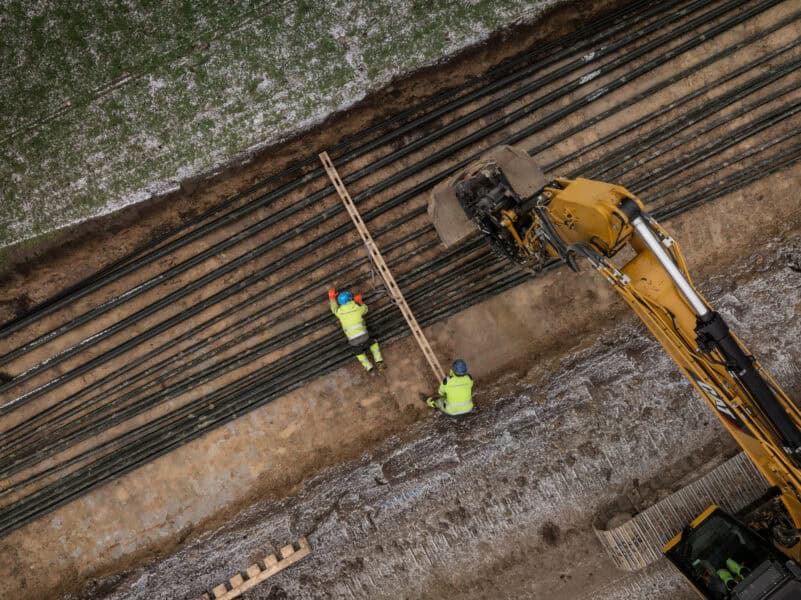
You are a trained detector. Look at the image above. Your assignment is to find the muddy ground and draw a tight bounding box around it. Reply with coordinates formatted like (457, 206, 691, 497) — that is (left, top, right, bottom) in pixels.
(2, 1, 801, 598)
(71, 232, 801, 600)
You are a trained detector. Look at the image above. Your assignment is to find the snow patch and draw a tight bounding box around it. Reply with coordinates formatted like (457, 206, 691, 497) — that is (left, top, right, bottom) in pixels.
(147, 77, 167, 95)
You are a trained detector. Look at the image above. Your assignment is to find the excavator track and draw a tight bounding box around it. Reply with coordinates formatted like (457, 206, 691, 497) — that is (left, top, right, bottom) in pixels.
(593, 452, 768, 571)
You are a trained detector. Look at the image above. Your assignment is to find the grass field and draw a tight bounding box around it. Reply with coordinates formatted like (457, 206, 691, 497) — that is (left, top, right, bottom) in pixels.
(0, 0, 557, 250)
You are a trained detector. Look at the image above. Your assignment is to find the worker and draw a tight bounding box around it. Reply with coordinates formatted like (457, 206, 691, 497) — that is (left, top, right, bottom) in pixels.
(328, 287, 384, 373)
(426, 359, 474, 416)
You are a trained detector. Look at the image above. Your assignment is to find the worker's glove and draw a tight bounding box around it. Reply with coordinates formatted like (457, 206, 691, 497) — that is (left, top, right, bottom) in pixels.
(328, 288, 337, 300)
(426, 398, 437, 409)
(354, 294, 363, 304)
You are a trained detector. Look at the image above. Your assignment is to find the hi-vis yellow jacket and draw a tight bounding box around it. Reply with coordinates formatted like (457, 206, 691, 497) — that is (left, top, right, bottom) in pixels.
(331, 299, 368, 340)
(438, 372, 474, 415)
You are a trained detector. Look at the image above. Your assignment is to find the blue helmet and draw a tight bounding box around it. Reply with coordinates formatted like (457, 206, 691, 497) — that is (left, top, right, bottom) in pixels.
(337, 291, 353, 305)
(452, 359, 468, 376)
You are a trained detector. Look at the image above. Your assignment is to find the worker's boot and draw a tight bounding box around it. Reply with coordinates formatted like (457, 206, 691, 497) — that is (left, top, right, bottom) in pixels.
(726, 559, 749, 581)
(717, 569, 737, 591)
(369, 340, 384, 370)
(356, 352, 373, 372)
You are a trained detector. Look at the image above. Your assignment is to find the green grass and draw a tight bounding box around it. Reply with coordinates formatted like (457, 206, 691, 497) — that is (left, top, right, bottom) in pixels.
(0, 0, 556, 252)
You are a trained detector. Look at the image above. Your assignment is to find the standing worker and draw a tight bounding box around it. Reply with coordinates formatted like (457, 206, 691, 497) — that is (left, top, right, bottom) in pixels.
(328, 287, 384, 373)
(426, 359, 474, 416)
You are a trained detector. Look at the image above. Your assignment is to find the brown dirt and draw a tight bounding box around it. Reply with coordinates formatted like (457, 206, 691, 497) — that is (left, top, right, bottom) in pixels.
(2, 1, 801, 598)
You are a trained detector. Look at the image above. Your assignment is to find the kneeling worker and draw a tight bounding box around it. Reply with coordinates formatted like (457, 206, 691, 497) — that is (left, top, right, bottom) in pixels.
(328, 287, 384, 372)
(426, 359, 474, 416)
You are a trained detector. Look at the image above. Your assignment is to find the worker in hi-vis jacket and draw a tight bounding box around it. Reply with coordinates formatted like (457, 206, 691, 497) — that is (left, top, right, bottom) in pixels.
(329, 288, 384, 373)
(426, 359, 474, 416)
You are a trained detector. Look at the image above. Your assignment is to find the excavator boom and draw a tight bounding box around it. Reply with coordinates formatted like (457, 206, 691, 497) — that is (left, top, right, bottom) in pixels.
(429, 145, 801, 599)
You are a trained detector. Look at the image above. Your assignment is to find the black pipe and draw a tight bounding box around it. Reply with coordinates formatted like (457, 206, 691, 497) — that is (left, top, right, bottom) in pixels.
(0, 0, 672, 345)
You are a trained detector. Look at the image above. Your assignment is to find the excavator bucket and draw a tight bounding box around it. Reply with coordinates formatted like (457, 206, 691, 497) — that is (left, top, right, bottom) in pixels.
(427, 145, 548, 248)
(427, 176, 476, 248)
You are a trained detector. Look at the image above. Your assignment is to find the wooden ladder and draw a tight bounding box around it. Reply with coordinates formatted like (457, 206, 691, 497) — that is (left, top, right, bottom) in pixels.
(319, 151, 446, 382)
(196, 537, 311, 600)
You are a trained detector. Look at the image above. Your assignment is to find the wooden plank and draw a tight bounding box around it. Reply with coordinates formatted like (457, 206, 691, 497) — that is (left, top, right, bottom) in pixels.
(204, 537, 312, 600)
(263, 554, 278, 568)
(319, 151, 446, 382)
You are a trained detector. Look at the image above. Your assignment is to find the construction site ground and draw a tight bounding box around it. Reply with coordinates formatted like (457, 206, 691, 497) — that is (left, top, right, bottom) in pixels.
(1, 1, 801, 598)
(70, 221, 801, 600)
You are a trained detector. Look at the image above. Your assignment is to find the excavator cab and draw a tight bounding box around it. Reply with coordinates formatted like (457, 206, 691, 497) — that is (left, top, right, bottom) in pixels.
(664, 506, 801, 599)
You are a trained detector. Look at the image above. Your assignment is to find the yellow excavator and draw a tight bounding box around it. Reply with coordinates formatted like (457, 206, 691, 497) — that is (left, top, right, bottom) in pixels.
(428, 145, 801, 599)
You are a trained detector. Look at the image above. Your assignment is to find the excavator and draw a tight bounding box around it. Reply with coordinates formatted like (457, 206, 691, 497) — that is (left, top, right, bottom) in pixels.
(428, 145, 801, 599)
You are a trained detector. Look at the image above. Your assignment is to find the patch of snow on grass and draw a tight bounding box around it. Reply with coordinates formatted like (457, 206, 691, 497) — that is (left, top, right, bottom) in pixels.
(147, 77, 168, 95)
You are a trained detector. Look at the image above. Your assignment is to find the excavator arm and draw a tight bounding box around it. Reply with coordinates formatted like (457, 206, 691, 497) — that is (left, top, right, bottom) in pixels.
(429, 145, 801, 598)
